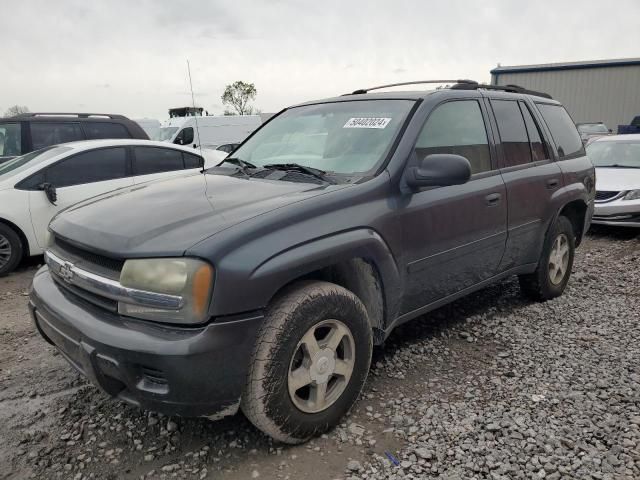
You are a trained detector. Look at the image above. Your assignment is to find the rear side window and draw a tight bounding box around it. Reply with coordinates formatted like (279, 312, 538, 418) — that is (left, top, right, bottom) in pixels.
(84, 122, 131, 140)
(415, 100, 491, 175)
(0, 122, 22, 156)
(30, 123, 84, 150)
(519, 102, 548, 162)
(183, 152, 202, 169)
(45, 147, 128, 187)
(491, 100, 531, 167)
(134, 147, 185, 175)
(536, 104, 584, 159)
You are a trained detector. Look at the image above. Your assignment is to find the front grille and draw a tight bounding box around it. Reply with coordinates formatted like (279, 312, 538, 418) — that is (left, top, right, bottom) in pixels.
(595, 190, 620, 202)
(52, 273, 118, 312)
(52, 237, 124, 279)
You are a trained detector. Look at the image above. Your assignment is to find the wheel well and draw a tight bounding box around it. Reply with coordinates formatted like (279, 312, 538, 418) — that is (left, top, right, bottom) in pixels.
(275, 258, 386, 344)
(559, 200, 587, 246)
(0, 218, 29, 258)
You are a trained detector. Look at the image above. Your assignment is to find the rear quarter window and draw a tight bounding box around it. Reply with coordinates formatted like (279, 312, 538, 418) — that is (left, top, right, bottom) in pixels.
(536, 104, 584, 159)
(84, 122, 131, 140)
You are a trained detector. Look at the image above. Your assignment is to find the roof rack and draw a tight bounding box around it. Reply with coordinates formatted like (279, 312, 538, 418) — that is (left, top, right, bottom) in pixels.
(347, 79, 477, 95)
(13, 113, 127, 119)
(450, 82, 552, 99)
(346, 79, 552, 99)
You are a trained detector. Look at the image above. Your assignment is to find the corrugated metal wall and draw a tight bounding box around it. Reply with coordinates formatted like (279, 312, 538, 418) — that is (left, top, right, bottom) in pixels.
(492, 66, 640, 131)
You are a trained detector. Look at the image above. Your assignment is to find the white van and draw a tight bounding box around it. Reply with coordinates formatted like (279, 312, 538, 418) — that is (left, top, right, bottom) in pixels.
(157, 115, 262, 150)
(134, 118, 161, 140)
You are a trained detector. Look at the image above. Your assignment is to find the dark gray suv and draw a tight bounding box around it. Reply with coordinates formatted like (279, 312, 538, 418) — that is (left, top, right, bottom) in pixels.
(30, 80, 595, 444)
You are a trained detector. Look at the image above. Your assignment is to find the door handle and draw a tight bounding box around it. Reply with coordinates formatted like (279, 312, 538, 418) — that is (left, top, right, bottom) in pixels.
(485, 193, 502, 206)
(547, 178, 560, 189)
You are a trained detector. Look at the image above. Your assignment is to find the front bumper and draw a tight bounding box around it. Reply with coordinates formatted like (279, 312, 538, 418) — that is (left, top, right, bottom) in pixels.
(593, 198, 640, 227)
(30, 267, 263, 418)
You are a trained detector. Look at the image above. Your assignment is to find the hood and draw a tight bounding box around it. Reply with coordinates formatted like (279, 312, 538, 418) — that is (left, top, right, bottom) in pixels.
(595, 167, 640, 191)
(50, 173, 342, 257)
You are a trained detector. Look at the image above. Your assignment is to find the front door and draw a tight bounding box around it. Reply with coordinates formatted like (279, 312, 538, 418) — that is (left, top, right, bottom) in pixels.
(399, 99, 507, 315)
(28, 147, 133, 249)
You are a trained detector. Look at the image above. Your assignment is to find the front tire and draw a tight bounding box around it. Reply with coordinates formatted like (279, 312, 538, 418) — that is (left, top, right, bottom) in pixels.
(519, 215, 575, 301)
(0, 224, 23, 277)
(241, 281, 373, 444)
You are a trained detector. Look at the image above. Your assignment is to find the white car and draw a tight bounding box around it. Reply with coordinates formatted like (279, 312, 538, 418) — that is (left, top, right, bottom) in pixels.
(587, 134, 640, 227)
(0, 139, 227, 275)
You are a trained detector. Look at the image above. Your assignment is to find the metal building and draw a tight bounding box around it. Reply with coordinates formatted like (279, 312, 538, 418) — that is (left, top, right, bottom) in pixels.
(490, 58, 640, 132)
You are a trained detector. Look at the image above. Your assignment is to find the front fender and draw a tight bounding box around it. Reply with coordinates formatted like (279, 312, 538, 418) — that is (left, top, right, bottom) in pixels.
(208, 228, 401, 320)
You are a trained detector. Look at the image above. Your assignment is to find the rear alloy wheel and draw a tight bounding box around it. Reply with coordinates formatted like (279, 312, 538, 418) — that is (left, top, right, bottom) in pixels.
(0, 225, 23, 277)
(242, 281, 373, 444)
(519, 215, 575, 301)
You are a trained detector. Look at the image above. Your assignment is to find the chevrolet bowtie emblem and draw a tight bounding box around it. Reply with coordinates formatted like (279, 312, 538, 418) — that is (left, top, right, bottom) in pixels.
(59, 262, 74, 283)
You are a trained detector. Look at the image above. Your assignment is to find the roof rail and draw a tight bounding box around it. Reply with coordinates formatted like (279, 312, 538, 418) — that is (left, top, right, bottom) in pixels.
(450, 82, 552, 99)
(347, 79, 478, 95)
(13, 112, 127, 119)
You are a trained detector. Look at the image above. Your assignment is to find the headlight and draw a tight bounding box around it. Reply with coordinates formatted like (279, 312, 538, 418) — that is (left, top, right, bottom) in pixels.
(623, 190, 640, 201)
(118, 258, 214, 324)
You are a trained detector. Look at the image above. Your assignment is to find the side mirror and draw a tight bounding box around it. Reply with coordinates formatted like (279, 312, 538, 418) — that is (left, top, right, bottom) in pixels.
(39, 182, 58, 205)
(405, 154, 471, 189)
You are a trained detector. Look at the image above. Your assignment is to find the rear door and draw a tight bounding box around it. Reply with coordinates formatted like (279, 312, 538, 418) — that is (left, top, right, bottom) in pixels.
(132, 146, 201, 184)
(399, 98, 507, 314)
(28, 147, 134, 248)
(485, 96, 563, 270)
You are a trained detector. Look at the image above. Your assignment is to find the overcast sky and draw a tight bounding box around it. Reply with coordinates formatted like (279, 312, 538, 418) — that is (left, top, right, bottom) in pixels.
(2, 0, 639, 120)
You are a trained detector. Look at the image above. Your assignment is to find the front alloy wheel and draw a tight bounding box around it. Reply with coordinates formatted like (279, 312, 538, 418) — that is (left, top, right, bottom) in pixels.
(242, 281, 373, 444)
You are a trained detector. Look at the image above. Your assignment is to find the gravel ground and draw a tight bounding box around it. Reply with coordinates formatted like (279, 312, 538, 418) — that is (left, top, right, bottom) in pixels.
(1, 226, 639, 480)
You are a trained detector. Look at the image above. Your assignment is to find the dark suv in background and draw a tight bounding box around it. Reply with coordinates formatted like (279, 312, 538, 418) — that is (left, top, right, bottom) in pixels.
(0, 113, 148, 163)
(31, 80, 595, 444)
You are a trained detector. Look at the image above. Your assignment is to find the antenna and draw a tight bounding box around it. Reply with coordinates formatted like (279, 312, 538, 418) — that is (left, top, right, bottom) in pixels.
(186, 59, 204, 170)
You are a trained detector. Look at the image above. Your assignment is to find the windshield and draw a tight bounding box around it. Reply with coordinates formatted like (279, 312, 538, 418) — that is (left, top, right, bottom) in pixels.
(0, 145, 71, 178)
(229, 100, 414, 175)
(578, 124, 609, 134)
(157, 127, 178, 142)
(0, 122, 23, 157)
(587, 141, 640, 168)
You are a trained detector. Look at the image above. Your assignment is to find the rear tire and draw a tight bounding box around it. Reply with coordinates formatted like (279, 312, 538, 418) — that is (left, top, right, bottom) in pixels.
(0, 224, 23, 277)
(241, 281, 373, 444)
(519, 215, 575, 301)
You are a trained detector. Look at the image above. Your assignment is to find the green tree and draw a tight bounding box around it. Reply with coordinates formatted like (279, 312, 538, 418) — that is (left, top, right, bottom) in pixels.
(221, 81, 257, 115)
(4, 105, 29, 117)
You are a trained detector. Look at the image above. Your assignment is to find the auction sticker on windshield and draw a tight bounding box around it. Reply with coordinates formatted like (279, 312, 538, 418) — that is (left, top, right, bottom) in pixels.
(343, 117, 392, 129)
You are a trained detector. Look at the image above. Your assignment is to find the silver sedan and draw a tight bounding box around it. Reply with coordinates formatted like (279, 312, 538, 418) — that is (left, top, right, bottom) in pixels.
(587, 134, 640, 227)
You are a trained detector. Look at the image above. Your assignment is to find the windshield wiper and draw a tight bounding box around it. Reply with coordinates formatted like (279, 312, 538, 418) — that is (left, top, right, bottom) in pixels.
(263, 163, 335, 184)
(597, 164, 639, 169)
(218, 157, 257, 177)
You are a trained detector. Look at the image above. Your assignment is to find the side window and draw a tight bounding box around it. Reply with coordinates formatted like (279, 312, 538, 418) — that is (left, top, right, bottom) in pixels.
(0, 122, 22, 156)
(536, 104, 584, 159)
(491, 100, 532, 167)
(84, 122, 131, 140)
(519, 102, 548, 162)
(183, 152, 202, 169)
(134, 147, 185, 175)
(174, 127, 194, 145)
(30, 123, 84, 150)
(45, 147, 128, 188)
(415, 100, 491, 175)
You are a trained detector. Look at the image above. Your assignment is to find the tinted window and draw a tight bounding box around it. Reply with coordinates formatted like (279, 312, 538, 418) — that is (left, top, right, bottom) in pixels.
(0, 123, 22, 156)
(183, 152, 202, 169)
(415, 100, 491, 175)
(537, 104, 584, 159)
(30, 123, 84, 150)
(134, 147, 184, 175)
(45, 147, 128, 187)
(83, 122, 130, 140)
(519, 102, 548, 162)
(492, 100, 531, 167)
